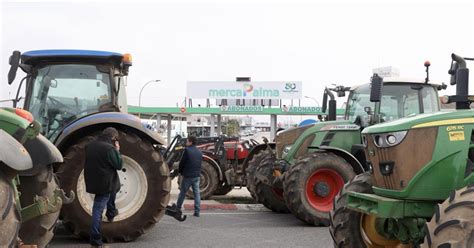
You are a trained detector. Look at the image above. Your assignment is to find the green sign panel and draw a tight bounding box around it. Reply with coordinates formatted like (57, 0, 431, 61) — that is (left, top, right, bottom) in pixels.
(128, 106, 345, 116)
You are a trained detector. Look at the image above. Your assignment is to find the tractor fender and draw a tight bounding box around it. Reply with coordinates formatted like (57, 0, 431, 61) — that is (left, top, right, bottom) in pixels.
(242, 143, 276, 172)
(203, 154, 224, 181)
(319, 145, 365, 174)
(20, 134, 63, 176)
(54, 112, 166, 150)
(0, 129, 32, 171)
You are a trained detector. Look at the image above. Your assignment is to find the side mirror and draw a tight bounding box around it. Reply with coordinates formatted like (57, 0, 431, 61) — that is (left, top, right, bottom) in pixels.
(8, 51, 21, 85)
(449, 61, 459, 85)
(322, 89, 328, 113)
(370, 73, 383, 102)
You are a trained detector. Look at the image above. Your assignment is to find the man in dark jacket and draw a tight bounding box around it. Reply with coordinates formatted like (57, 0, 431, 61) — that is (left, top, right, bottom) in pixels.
(176, 136, 203, 217)
(84, 127, 123, 247)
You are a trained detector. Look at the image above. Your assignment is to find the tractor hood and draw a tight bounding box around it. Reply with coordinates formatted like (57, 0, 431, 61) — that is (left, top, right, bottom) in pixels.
(275, 120, 355, 158)
(362, 110, 471, 134)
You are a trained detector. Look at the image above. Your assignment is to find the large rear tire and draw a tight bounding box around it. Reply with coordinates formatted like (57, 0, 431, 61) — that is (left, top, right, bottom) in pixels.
(18, 165, 60, 247)
(0, 166, 20, 247)
(246, 150, 271, 200)
(329, 172, 405, 247)
(57, 130, 171, 242)
(284, 152, 355, 226)
(254, 155, 289, 213)
(184, 161, 218, 200)
(423, 186, 474, 248)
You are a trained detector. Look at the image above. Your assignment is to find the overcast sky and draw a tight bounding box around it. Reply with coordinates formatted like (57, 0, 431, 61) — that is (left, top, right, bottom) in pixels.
(1, 0, 473, 113)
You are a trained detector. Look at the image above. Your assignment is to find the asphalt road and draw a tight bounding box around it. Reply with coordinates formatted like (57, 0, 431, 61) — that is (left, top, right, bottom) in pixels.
(51, 211, 332, 248)
(50, 182, 333, 248)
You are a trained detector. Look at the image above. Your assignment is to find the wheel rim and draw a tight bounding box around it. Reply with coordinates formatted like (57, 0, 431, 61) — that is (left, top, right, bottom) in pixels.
(77, 155, 148, 222)
(305, 168, 344, 212)
(360, 214, 405, 248)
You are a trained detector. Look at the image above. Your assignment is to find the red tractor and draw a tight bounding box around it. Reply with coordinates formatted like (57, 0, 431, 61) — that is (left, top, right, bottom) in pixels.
(166, 135, 260, 199)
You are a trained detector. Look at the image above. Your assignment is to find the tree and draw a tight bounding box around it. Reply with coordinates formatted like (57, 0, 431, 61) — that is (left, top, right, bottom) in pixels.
(224, 119, 240, 137)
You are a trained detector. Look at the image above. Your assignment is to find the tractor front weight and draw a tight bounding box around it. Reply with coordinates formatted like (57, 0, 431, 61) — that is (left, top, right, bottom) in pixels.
(347, 191, 435, 245)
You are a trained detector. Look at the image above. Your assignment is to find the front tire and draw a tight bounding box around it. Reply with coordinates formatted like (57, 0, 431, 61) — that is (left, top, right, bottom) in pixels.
(330, 172, 405, 247)
(284, 152, 355, 226)
(424, 186, 474, 248)
(254, 155, 289, 213)
(18, 165, 60, 247)
(0, 165, 20, 247)
(57, 130, 171, 242)
(246, 150, 271, 200)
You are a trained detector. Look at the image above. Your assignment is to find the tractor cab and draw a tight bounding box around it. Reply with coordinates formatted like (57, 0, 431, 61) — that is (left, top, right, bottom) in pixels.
(345, 77, 443, 127)
(7, 50, 132, 139)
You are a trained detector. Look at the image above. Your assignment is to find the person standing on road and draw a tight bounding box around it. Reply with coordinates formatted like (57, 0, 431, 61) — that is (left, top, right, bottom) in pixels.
(176, 136, 203, 217)
(84, 127, 123, 247)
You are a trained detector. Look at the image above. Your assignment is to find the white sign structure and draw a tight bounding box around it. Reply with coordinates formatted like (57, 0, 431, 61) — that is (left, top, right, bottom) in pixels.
(187, 81, 302, 99)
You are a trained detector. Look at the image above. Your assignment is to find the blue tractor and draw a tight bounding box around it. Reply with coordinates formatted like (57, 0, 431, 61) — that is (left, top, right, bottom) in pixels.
(7, 50, 171, 242)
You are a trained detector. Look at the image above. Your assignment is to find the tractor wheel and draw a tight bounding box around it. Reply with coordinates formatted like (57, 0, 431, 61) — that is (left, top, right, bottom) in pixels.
(330, 172, 406, 247)
(283, 152, 355, 226)
(0, 165, 20, 247)
(423, 186, 474, 248)
(254, 156, 289, 213)
(213, 183, 233, 196)
(57, 130, 171, 242)
(184, 160, 218, 200)
(18, 164, 60, 247)
(246, 150, 271, 200)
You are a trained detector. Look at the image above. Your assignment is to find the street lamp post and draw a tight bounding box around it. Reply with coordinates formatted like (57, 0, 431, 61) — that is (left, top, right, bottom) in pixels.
(304, 96, 320, 107)
(138, 79, 160, 118)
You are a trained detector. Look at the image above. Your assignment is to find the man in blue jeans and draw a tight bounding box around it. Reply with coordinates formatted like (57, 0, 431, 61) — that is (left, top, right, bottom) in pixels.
(84, 127, 123, 247)
(176, 136, 203, 217)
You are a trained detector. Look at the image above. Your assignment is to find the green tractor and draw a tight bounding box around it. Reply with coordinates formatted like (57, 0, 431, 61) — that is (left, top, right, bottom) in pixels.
(0, 107, 71, 247)
(7, 50, 171, 242)
(247, 67, 446, 226)
(329, 54, 474, 247)
(0, 129, 33, 247)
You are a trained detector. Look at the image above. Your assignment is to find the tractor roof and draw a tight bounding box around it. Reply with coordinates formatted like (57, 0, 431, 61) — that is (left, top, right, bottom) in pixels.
(350, 77, 442, 91)
(21, 49, 124, 65)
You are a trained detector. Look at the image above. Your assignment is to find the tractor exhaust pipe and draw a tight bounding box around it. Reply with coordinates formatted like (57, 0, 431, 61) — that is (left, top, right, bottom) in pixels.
(451, 53, 470, 109)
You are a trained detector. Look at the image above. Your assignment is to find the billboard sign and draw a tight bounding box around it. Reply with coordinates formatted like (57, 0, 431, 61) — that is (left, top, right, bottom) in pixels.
(187, 81, 302, 99)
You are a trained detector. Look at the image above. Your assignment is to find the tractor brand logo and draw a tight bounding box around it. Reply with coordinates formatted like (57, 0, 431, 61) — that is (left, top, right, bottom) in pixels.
(283, 82, 299, 93)
(208, 84, 279, 98)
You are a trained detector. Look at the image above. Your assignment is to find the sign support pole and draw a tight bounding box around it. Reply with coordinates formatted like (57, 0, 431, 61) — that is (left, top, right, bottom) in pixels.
(270, 114, 277, 141)
(210, 114, 215, 136)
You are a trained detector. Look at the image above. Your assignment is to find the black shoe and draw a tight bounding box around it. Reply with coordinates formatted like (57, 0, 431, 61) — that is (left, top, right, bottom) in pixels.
(193, 212, 200, 217)
(106, 209, 118, 222)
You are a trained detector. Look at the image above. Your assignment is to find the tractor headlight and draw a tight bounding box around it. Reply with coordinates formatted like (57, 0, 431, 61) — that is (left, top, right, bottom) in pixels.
(282, 145, 292, 158)
(372, 131, 407, 148)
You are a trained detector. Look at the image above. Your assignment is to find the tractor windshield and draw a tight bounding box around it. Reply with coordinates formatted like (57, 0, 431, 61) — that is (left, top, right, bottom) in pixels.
(346, 83, 439, 123)
(26, 64, 113, 139)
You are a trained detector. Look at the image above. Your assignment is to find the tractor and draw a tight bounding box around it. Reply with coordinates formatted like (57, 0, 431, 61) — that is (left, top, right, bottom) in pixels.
(329, 53, 474, 247)
(0, 107, 70, 247)
(7, 50, 171, 242)
(165, 134, 259, 199)
(247, 67, 446, 227)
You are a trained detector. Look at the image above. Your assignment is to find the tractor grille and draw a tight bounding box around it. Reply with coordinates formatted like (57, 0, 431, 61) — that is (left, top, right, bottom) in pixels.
(364, 127, 437, 190)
